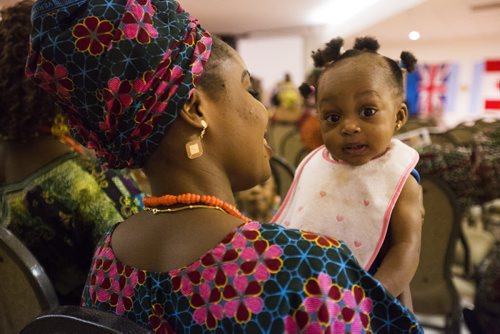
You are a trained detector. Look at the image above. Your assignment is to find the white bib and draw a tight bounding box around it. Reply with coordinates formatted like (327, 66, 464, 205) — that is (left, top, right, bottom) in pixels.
(272, 139, 419, 269)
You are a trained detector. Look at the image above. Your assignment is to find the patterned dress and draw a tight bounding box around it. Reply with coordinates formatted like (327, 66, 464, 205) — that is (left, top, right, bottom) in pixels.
(0, 153, 143, 304)
(82, 221, 422, 333)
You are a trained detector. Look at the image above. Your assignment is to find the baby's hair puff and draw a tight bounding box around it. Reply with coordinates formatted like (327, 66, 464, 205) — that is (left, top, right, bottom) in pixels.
(310, 36, 417, 98)
(400, 51, 417, 73)
(353, 36, 380, 52)
(311, 37, 344, 68)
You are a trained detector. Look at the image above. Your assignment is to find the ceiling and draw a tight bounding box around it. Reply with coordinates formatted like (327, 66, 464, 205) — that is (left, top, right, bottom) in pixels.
(1, 0, 499, 44)
(181, 0, 500, 44)
(353, 0, 500, 45)
(181, 0, 424, 36)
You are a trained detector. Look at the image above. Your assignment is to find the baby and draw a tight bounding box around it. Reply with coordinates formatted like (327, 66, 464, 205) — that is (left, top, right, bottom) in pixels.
(273, 37, 424, 307)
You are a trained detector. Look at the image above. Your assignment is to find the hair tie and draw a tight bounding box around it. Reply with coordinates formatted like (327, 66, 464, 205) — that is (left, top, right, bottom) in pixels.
(309, 85, 316, 96)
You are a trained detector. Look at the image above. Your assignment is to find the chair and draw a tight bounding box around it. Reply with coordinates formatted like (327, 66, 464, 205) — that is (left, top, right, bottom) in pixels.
(394, 127, 432, 149)
(267, 122, 296, 154)
(445, 127, 476, 146)
(269, 155, 295, 201)
(428, 131, 456, 148)
(279, 127, 307, 167)
(400, 118, 436, 132)
(410, 175, 462, 333)
(474, 118, 499, 132)
(294, 146, 311, 167)
(0, 226, 59, 334)
(21, 305, 152, 333)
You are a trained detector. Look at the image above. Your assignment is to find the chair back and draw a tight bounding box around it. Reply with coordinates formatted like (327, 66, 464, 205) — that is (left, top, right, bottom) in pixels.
(279, 128, 307, 167)
(446, 127, 476, 146)
(428, 132, 455, 148)
(410, 175, 462, 332)
(268, 122, 295, 154)
(270, 155, 295, 201)
(0, 226, 58, 334)
(21, 305, 152, 333)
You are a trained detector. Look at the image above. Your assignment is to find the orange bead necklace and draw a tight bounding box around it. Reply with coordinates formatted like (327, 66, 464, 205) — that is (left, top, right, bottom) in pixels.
(143, 193, 251, 222)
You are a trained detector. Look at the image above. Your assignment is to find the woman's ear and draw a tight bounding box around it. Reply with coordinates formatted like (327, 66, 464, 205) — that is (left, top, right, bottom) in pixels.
(179, 89, 206, 128)
(179, 89, 210, 159)
(395, 102, 409, 129)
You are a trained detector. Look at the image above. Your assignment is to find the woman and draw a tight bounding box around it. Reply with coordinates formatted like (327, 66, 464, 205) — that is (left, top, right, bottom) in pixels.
(0, 0, 143, 305)
(27, 0, 423, 332)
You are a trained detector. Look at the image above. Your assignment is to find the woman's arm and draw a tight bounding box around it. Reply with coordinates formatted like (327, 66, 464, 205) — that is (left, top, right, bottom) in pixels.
(374, 176, 424, 298)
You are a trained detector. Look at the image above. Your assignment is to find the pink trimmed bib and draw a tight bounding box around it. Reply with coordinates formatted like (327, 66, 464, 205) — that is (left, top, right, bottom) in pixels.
(272, 139, 419, 269)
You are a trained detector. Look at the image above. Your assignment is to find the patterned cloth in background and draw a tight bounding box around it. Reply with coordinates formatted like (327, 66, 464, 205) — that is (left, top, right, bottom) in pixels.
(82, 221, 422, 333)
(417, 144, 478, 210)
(0, 153, 143, 304)
(417, 126, 500, 210)
(472, 126, 500, 203)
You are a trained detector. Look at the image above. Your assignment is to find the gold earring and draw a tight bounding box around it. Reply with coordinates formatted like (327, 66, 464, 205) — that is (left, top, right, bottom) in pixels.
(395, 122, 401, 131)
(185, 120, 207, 159)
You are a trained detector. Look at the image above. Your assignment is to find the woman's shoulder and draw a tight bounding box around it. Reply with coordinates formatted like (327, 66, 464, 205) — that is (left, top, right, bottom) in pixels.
(233, 222, 356, 269)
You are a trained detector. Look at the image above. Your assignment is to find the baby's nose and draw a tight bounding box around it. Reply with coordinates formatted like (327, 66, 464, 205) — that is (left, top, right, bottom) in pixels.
(341, 119, 361, 135)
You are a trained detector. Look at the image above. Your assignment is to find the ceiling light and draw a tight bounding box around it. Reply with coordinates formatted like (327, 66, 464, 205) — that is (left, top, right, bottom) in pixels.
(408, 31, 420, 41)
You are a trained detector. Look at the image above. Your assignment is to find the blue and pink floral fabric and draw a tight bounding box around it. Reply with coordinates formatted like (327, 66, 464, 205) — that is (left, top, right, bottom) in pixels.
(27, 0, 212, 168)
(82, 221, 422, 333)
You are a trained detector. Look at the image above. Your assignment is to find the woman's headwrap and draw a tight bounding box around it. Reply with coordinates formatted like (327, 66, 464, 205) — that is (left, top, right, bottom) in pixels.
(26, 0, 212, 168)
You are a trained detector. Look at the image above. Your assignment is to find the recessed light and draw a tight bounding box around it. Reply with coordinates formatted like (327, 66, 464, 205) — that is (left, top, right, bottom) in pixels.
(409, 31, 420, 41)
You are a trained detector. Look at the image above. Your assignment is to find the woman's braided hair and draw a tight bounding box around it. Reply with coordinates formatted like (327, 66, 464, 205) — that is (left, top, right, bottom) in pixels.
(303, 36, 417, 98)
(0, 0, 60, 141)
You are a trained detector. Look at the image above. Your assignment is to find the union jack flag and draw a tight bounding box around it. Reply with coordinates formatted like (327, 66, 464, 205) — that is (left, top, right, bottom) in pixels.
(418, 64, 451, 115)
(406, 63, 459, 117)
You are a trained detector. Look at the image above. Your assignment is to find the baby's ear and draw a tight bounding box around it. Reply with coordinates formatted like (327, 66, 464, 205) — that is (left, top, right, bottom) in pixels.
(396, 102, 409, 127)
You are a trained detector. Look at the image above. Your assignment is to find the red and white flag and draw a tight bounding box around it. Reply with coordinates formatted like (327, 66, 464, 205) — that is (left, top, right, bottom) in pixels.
(470, 59, 500, 113)
(483, 60, 500, 111)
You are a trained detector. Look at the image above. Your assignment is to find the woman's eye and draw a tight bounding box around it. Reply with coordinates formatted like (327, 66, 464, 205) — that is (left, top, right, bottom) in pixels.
(324, 113, 341, 123)
(248, 89, 260, 100)
(360, 108, 377, 117)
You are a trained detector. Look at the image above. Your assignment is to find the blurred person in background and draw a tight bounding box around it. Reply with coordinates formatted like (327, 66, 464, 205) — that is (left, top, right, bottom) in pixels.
(0, 0, 143, 305)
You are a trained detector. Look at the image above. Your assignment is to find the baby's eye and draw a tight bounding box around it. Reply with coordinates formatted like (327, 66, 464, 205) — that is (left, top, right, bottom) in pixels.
(324, 113, 341, 123)
(360, 107, 377, 117)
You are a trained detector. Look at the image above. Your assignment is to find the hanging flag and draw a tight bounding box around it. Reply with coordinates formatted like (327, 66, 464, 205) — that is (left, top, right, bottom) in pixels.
(405, 63, 459, 117)
(470, 59, 500, 114)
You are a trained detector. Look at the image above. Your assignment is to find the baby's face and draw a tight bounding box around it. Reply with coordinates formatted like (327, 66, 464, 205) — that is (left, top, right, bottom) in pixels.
(316, 55, 407, 166)
(236, 177, 279, 220)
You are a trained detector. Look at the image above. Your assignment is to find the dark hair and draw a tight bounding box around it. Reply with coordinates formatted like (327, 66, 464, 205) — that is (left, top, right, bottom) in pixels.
(311, 36, 417, 98)
(0, 0, 61, 141)
(298, 68, 322, 99)
(196, 36, 234, 98)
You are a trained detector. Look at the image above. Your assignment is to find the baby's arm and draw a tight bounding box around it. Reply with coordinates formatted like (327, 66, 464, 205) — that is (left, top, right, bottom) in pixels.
(398, 284, 414, 311)
(374, 176, 424, 298)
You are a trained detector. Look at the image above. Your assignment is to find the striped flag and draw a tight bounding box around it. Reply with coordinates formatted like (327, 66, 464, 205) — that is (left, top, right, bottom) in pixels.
(406, 63, 459, 117)
(470, 59, 500, 114)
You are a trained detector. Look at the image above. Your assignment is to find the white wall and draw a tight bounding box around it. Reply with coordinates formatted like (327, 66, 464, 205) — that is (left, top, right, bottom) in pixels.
(237, 35, 305, 105)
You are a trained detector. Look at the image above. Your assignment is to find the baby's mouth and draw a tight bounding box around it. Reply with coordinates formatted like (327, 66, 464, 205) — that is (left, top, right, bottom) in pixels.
(343, 144, 368, 154)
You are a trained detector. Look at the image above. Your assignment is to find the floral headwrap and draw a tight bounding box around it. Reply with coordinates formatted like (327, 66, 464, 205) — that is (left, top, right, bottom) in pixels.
(26, 0, 212, 168)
